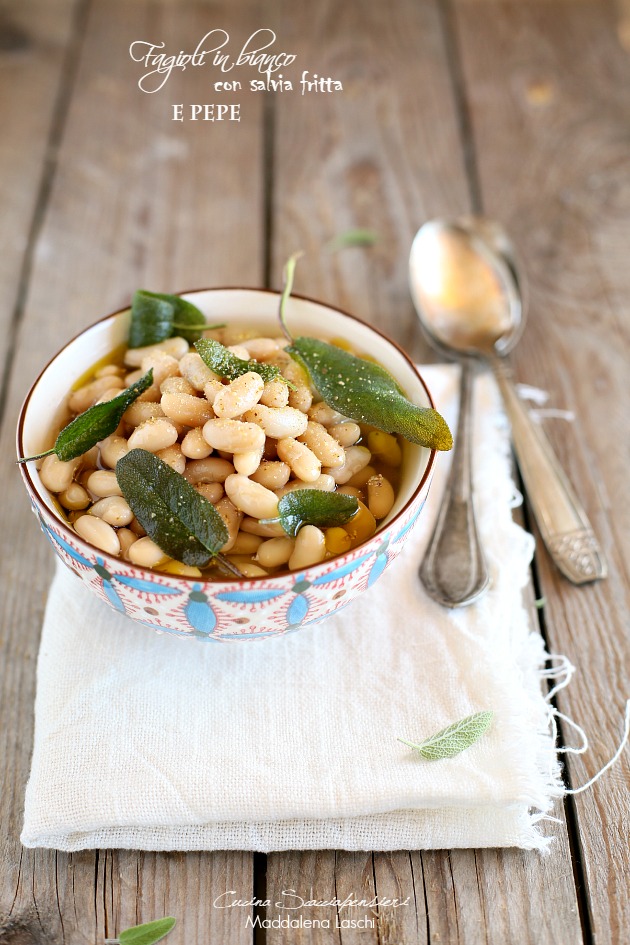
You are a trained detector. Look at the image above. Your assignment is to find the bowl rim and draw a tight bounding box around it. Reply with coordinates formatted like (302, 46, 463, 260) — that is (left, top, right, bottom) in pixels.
(17, 286, 437, 586)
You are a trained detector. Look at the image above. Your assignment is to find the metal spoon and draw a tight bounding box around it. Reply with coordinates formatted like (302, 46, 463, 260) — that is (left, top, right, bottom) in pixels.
(409, 224, 489, 606)
(410, 217, 606, 588)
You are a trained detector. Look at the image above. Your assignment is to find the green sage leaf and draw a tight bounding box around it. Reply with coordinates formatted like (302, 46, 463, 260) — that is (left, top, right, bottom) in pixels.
(287, 338, 453, 451)
(398, 711, 494, 760)
(326, 229, 379, 251)
(274, 489, 359, 538)
(195, 337, 289, 386)
(129, 290, 214, 347)
(115, 449, 228, 566)
(18, 369, 154, 463)
(118, 916, 176, 945)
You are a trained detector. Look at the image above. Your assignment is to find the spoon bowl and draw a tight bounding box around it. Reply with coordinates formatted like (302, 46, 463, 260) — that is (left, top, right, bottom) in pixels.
(410, 217, 606, 586)
(410, 218, 523, 358)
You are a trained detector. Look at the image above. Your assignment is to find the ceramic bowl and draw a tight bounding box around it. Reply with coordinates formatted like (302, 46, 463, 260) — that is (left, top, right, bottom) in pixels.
(17, 289, 436, 641)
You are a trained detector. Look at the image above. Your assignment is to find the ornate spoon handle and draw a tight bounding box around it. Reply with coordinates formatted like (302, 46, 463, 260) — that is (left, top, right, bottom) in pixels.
(490, 357, 606, 584)
(420, 360, 489, 607)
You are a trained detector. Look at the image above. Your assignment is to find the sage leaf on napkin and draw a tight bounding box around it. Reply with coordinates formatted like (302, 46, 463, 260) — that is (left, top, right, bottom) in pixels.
(129, 290, 222, 347)
(115, 449, 230, 567)
(118, 916, 176, 945)
(18, 369, 153, 464)
(398, 711, 494, 760)
(195, 337, 291, 386)
(271, 489, 359, 537)
(286, 337, 453, 451)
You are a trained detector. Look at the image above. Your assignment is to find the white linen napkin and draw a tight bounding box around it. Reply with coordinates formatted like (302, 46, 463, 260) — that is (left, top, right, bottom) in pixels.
(21, 365, 564, 852)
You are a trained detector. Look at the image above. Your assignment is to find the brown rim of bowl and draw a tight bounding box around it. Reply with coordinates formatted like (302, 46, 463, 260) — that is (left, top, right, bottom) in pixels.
(17, 287, 438, 584)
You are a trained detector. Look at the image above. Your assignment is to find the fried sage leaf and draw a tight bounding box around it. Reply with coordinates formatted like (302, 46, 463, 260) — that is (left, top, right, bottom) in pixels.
(397, 711, 494, 760)
(273, 489, 359, 538)
(129, 290, 217, 347)
(286, 338, 453, 451)
(18, 369, 153, 463)
(115, 449, 228, 566)
(119, 916, 177, 945)
(195, 337, 290, 386)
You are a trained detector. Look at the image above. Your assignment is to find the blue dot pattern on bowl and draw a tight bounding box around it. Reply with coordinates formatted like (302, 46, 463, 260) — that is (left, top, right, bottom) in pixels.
(36, 496, 426, 641)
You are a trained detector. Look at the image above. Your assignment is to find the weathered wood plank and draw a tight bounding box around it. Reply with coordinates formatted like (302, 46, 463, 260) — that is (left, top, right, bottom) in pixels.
(267, 0, 469, 363)
(265, 1, 582, 942)
(454, 2, 630, 943)
(0, 0, 78, 393)
(0, 2, 263, 943)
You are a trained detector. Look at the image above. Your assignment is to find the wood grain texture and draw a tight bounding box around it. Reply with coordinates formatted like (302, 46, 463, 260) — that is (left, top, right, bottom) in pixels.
(453, 1, 630, 942)
(0, 2, 263, 943)
(268, 0, 470, 363)
(0, 0, 78, 388)
(264, 2, 582, 942)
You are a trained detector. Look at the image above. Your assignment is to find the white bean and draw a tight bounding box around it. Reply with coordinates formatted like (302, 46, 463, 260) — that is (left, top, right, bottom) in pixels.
(276, 437, 321, 483)
(118, 527, 137, 560)
(123, 401, 164, 427)
(89, 496, 134, 527)
(129, 517, 147, 537)
(58, 482, 90, 510)
(214, 496, 242, 552)
(98, 435, 129, 469)
(228, 560, 269, 578)
(39, 455, 80, 493)
(347, 464, 376, 488)
(240, 337, 280, 361)
(330, 421, 361, 447)
(127, 417, 179, 453)
(203, 378, 224, 405)
(243, 404, 308, 439)
(74, 515, 121, 556)
(202, 418, 265, 453)
(95, 364, 125, 379)
(227, 343, 250, 360)
(195, 482, 224, 504)
(127, 536, 170, 568)
(308, 402, 348, 426)
(125, 369, 144, 386)
(139, 351, 181, 401)
(325, 445, 371, 484)
(124, 336, 190, 367)
(240, 517, 285, 538)
(233, 445, 264, 477)
(160, 375, 195, 396)
(230, 532, 264, 555)
(213, 372, 265, 419)
(156, 444, 186, 474)
(181, 427, 213, 459)
(275, 473, 336, 498)
(68, 375, 124, 413)
(259, 378, 289, 408)
(250, 461, 291, 490)
(95, 386, 125, 405)
(184, 457, 234, 484)
(288, 525, 326, 570)
(256, 537, 295, 568)
(224, 474, 279, 519)
(298, 421, 345, 467)
(180, 352, 220, 391)
(87, 469, 123, 498)
(161, 391, 214, 426)
(288, 384, 313, 412)
(367, 474, 395, 519)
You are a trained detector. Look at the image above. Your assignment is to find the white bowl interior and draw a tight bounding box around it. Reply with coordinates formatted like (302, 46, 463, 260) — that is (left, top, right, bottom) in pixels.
(21, 289, 431, 528)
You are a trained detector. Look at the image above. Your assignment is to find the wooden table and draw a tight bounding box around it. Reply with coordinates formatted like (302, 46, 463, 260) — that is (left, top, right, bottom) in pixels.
(1, 1, 628, 942)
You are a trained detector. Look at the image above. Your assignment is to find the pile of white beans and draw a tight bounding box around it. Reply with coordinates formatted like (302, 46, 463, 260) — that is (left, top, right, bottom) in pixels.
(39, 327, 403, 578)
